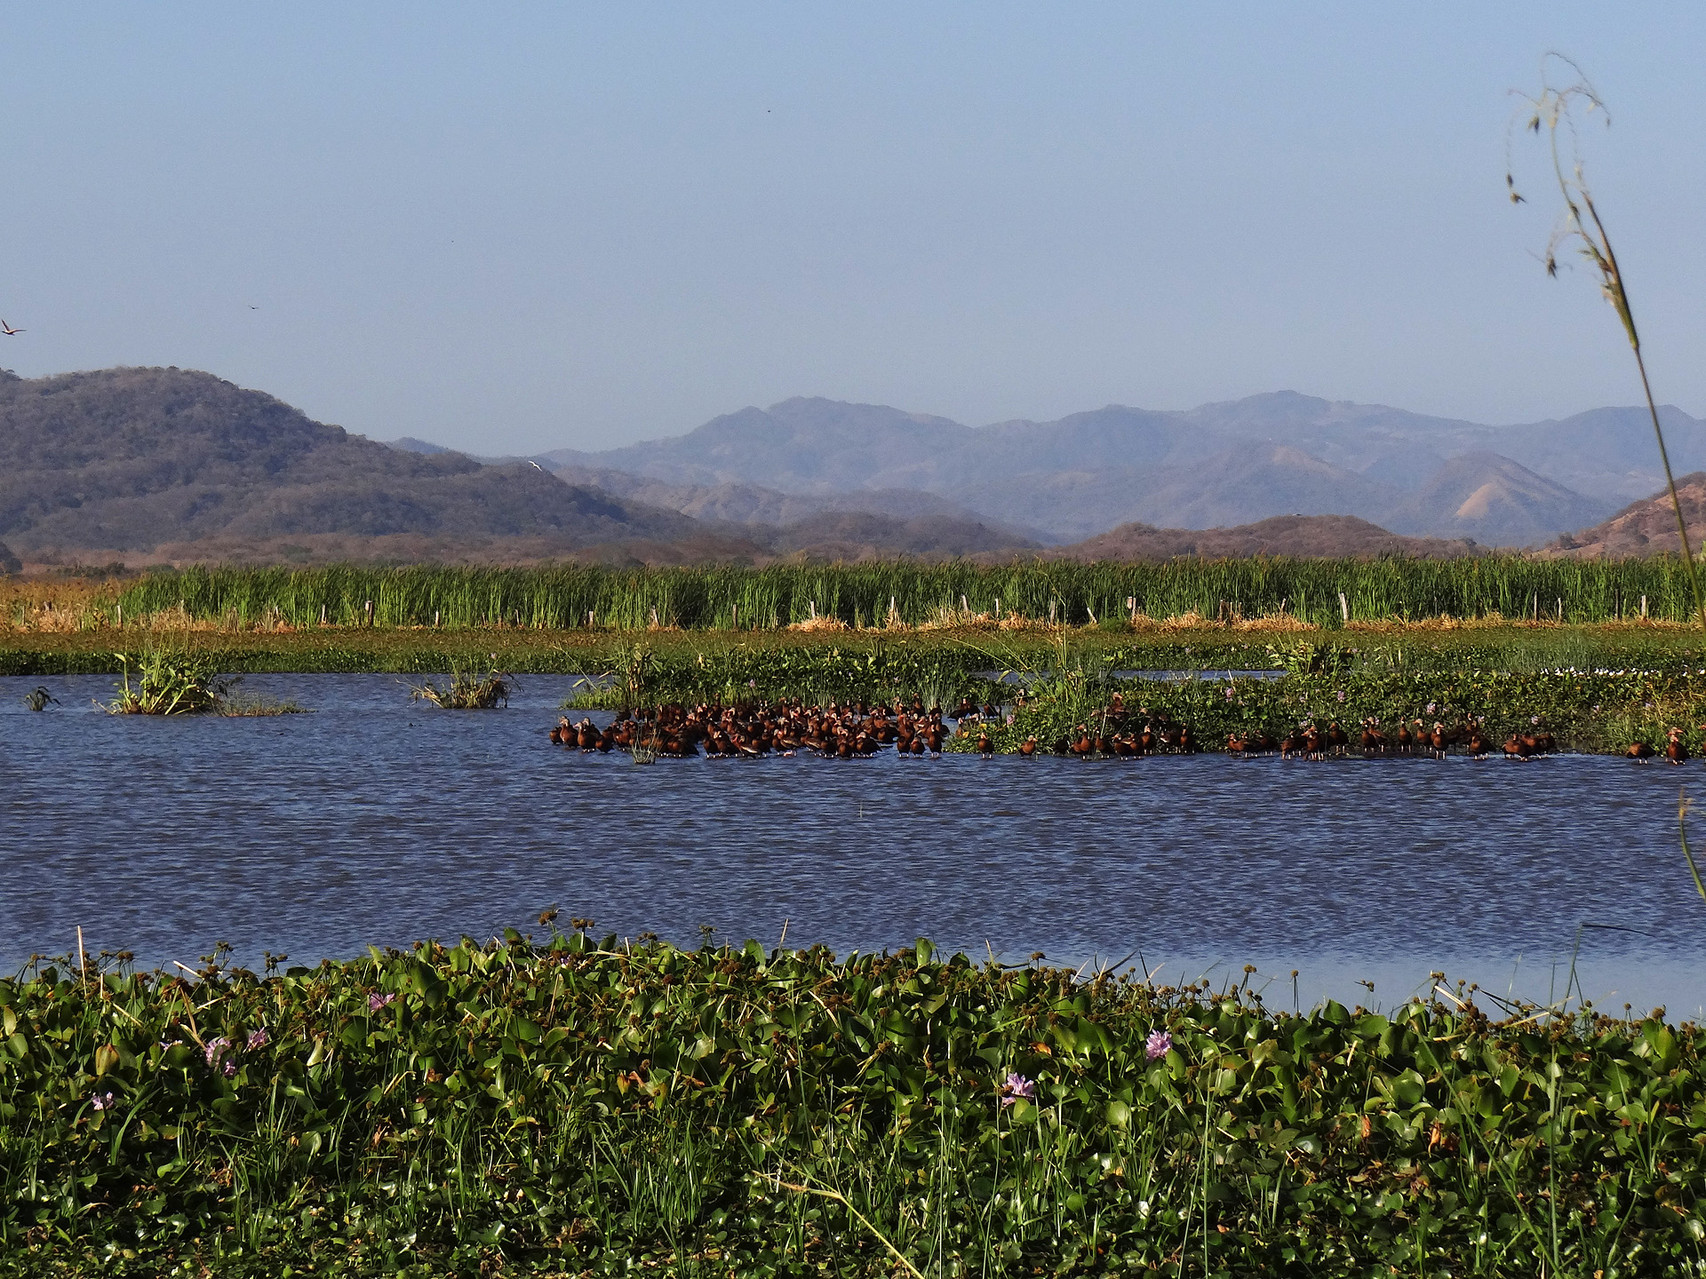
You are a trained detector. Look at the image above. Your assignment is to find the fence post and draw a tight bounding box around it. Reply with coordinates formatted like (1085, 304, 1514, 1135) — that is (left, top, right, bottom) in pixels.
(1339, 592, 1349, 624)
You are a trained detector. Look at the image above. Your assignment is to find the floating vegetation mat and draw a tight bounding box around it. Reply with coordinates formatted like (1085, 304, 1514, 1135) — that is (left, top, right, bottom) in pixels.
(2, 933, 1703, 1275)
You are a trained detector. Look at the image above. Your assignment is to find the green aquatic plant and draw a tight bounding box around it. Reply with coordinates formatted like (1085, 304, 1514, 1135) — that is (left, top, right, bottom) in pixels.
(408, 662, 512, 709)
(2, 932, 1704, 1276)
(106, 649, 225, 714)
(21, 685, 56, 711)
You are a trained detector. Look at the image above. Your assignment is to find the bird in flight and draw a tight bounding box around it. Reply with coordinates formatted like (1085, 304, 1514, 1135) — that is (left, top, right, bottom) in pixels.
(0, 320, 23, 335)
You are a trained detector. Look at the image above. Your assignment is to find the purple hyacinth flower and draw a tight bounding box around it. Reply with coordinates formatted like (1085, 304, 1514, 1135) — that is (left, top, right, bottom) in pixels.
(1145, 1029, 1173, 1061)
(204, 1036, 231, 1067)
(369, 991, 397, 1012)
(91, 1091, 114, 1112)
(222, 1059, 237, 1078)
(247, 1028, 269, 1050)
(1000, 1072, 1036, 1106)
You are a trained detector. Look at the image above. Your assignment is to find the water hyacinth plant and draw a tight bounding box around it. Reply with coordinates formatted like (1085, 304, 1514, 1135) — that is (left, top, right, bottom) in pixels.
(2, 932, 1705, 1276)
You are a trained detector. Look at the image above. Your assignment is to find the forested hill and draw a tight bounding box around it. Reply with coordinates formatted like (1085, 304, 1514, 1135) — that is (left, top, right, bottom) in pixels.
(0, 367, 696, 553)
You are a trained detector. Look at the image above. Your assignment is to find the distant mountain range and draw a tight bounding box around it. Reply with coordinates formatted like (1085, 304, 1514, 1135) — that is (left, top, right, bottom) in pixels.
(0, 368, 1032, 566)
(530, 392, 1704, 546)
(1, 365, 1697, 568)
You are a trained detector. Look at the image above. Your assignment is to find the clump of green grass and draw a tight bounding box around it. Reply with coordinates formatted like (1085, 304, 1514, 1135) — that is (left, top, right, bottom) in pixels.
(409, 663, 512, 708)
(106, 649, 226, 714)
(104, 649, 305, 716)
(21, 685, 56, 711)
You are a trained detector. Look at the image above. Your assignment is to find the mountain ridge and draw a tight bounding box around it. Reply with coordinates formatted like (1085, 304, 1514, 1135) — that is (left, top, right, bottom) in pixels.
(534, 391, 1650, 546)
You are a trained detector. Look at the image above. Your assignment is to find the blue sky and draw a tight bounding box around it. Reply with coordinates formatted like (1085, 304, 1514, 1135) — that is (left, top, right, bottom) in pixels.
(2, 4, 1702, 452)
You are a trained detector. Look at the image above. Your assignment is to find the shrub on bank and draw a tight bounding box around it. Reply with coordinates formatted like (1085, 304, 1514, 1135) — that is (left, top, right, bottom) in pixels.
(1, 934, 1702, 1276)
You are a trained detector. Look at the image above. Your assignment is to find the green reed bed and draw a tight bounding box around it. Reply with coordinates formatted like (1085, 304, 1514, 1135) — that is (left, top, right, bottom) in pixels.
(107, 558, 1706, 631)
(1, 933, 1701, 1277)
(955, 644, 1706, 756)
(976, 668, 1706, 756)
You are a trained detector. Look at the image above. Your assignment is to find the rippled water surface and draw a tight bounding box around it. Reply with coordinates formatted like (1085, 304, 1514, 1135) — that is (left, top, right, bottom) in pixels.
(3, 674, 1704, 1014)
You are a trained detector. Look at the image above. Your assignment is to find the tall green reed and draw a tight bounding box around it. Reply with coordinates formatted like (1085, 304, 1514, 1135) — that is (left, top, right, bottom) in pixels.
(112, 557, 1706, 632)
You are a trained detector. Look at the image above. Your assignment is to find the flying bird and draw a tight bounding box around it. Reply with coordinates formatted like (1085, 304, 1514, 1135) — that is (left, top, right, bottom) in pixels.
(0, 320, 24, 335)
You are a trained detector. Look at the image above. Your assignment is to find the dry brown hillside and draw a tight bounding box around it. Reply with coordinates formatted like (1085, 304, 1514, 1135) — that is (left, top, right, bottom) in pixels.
(1550, 472, 1706, 557)
(1044, 514, 1483, 561)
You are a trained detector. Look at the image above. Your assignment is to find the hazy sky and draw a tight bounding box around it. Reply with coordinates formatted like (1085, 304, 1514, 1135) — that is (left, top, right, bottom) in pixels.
(3, 4, 1703, 453)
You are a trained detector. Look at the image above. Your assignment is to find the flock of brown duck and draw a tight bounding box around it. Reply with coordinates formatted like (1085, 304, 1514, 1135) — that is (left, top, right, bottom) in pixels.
(549, 696, 957, 759)
(546, 694, 1701, 763)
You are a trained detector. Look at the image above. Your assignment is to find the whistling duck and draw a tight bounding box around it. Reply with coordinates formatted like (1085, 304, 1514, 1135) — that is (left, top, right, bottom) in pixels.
(1667, 727, 1689, 765)
(1426, 722, 1447, 760)
(977, 731, 994, 757)
(1627, 740, 1655, 763)
(1070, 726, 1093, 757)
(1395, 722, 1413, 755)
(1301, 725, 1322, 759)
(1179, 726, 1196, 754)
(1019, 735, 1037, 757)
(1503, 734, 1532, 760)
(1326, 721, 1348, 756)
(1465, 727, 1489, 758)
(1280, 731, 1302, 758)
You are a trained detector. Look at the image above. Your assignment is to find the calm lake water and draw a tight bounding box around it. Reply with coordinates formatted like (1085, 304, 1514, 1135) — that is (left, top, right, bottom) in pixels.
(3, 673, 1704, 1017)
